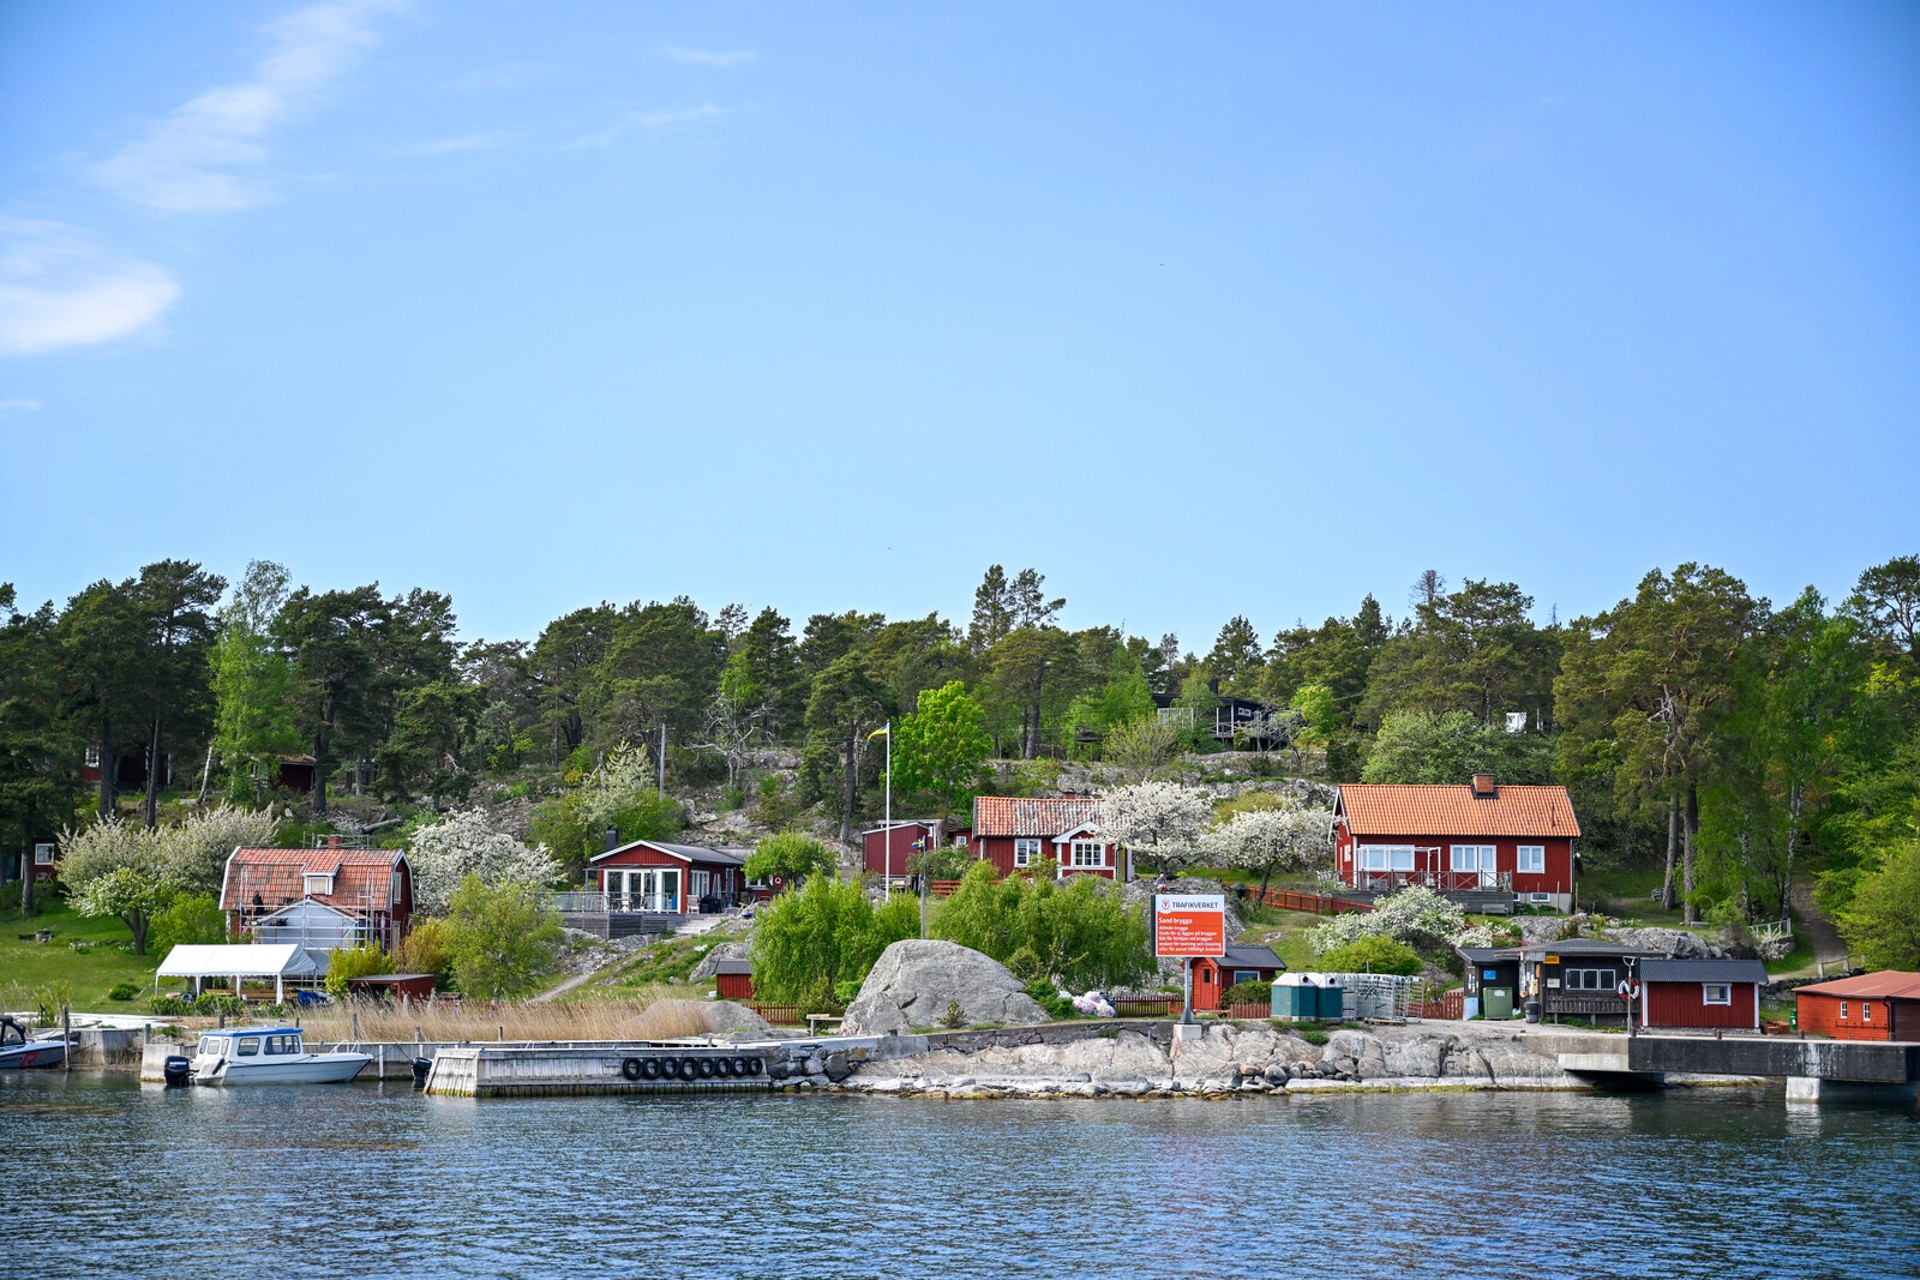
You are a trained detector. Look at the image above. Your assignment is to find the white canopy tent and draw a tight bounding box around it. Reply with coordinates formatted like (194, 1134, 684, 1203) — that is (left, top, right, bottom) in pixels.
(156, 944, 322, 1002)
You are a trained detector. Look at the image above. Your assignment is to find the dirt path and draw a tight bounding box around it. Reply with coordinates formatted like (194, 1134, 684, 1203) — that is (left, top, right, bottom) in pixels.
(529, 912, 737, 1004)
(1788, 882, 1848, 974)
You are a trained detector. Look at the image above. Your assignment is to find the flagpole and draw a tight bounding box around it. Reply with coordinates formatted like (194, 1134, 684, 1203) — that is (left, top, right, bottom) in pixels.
(884, 721, 892, 892)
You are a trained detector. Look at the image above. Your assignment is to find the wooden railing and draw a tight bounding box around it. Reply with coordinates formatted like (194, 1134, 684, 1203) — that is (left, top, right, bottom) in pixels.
(1254, 888, 1374, 916)
(1224, 1001, 1274, 1019)
(1413, 988, 1465, 1020)
(1112, 997, 1180, 1019)
(929, 880, 963, 898)
(747, 1003, 809, 1027)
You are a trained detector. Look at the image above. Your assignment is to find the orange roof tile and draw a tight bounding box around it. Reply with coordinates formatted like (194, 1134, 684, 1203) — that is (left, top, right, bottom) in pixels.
(1795, 971, 1920, 1000)
(972, 796, 1104, 838)
(220, 847, 408, 914)
(1337, 783, 1581, 839)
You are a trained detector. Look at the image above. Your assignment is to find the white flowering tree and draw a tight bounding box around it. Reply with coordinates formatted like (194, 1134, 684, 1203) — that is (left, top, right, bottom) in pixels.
(59, 817, 176, 955)
(1199, 802, 1333, 900)
(164, 804, 279, 895)
(1307, 885, 1487, 956)
(408, 808, 560, 917)
(1095, 781, 1213, 875)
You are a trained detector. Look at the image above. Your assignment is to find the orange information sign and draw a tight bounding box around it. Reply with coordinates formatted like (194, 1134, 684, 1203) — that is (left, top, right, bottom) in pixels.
(1154, 893, 1227, 958)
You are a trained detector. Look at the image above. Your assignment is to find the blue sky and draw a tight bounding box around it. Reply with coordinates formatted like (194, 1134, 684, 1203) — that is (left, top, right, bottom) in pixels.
(3, 1, 1915, 649)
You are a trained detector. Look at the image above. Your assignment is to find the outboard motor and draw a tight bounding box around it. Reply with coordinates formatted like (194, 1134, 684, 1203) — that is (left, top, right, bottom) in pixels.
(411, 1056, 433, 1090)
(162, 1055, 192, 1087)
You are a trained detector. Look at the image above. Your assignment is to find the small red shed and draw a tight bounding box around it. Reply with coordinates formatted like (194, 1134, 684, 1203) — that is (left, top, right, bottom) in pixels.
(862, 821, 937, 879)
(1192, 945, 1286, 1013)
(346, 973, 437, 1001)
(1794, 971, 1920, 1042)
(714, 958, 755, 1001)
(1638, 958, 1765, 1031)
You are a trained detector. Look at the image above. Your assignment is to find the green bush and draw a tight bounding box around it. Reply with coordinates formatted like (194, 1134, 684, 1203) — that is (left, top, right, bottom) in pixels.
(749, 875, 917, 1004)
(1299, 1027, 1329, 1046)
(931, 861, 1153, 991)
(107, 981, 142, 1002)
(149, 995, 188, 1016)
(1023, 977, 1076, 1020)
(150, 891, 228, 960)
(1316, 935, 1423, 977)
(192, 994, 245, 1016)
(325, 942, 395, 997)
(1221, 979, 1273, 1008)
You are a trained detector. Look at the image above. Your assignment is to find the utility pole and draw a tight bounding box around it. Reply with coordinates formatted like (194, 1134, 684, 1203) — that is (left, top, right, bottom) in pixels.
(657, 724, 666, 797)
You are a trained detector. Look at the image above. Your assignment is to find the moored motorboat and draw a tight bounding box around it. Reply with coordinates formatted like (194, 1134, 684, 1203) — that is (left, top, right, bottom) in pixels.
(0, 1015, 66, 1069)
(190, 1026, 372, 1085)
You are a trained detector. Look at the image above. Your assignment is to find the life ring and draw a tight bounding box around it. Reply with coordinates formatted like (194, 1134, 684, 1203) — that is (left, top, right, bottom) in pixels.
(659, 1057, 680, 1079)
(731, 1056, 751, 1077)
(679, 1056, 701, 1080)
(620, 1057, 644, 1081)
(695, 1056, 718, 1079)
(639, 1057, 662, 1080)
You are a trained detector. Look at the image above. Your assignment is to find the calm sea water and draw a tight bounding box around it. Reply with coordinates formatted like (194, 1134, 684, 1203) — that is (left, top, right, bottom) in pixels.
(4, 1073, 1917, 1280)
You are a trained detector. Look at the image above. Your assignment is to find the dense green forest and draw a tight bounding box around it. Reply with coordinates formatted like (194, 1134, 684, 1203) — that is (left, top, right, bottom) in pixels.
(2, 556, 1915, 933)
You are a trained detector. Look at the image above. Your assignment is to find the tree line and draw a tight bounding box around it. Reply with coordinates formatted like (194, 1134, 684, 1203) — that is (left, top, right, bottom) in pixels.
(3, 555, 1916, 929)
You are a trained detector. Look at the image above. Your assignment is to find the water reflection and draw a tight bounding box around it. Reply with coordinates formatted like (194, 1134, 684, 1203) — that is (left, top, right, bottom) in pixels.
(5, 1073, 1917, 1280)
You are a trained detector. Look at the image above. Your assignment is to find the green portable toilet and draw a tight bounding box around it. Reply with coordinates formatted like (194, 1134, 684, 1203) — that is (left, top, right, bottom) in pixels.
(1315, 973, 1345, 1021)
(1273, 973, 1317, 1020)
(1483, 986, 1515, 1020)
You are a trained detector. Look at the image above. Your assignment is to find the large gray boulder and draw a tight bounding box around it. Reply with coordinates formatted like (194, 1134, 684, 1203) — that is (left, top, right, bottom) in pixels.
(1604, 927, 1725, 959)
(842, 940, 1049, 1036)
(689, 940, 751, 981)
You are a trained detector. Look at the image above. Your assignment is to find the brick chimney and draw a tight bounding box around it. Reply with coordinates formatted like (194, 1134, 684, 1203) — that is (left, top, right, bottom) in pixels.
(1470, 773, 1497, 798)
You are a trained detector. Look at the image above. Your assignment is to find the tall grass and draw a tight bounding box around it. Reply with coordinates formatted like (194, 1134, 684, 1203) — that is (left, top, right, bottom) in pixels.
(294, 990, 726, 1043)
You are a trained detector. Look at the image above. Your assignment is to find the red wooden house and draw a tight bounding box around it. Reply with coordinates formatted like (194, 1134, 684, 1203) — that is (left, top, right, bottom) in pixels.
(28, 839, 59, 885)
(1192, 944, 1287, 1013)
(589, 840, 749, 914)
(1637, 958, 1766, 1031)
(1794, 971, 1920, 1041)
(1334, 774, 1581, 910)
(219, 841, 414, 952)
(970, 796, 1121, 879)
(862, 821, 973, 878)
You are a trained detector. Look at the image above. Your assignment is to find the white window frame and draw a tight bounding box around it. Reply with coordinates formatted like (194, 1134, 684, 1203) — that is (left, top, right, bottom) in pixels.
(1013, 838, 1041, 868)
(690, 870, 710, 899)
(84, 745, 101, 769)
(1702, 983, 1731, 1006)
(1359, 844, 1414, 872)
(33, 843, 55, 866)
(1862, 1002, 1872, 1023)
(1517, 845, 1545, 874)
(1564, 968, 1617, 992)
(1840, 1001, 1849, 1020)
(1067, 840, 1107, 869)
(303, 872, 334, 897)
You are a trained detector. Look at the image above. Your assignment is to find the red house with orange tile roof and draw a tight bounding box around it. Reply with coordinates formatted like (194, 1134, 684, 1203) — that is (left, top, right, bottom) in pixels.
(1333, 774, 1580, 911)
(970, 795, 1122, 879)
(220, 840, 413, 952)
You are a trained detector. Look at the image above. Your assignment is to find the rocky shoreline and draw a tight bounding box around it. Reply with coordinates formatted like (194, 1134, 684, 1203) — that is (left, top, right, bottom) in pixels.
(764, 1020, 1764, 1098)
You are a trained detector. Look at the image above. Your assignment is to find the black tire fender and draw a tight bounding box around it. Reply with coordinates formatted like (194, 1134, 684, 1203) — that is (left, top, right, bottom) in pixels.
(620, 1057, 644, 1081)
(639, 1057, 662, 1080)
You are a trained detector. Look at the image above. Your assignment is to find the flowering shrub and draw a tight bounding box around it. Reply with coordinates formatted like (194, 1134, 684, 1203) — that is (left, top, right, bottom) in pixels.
(1308, 885, 1475, 956)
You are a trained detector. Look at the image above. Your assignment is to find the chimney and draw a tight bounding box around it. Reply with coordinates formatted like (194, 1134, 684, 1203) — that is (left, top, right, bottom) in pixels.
(605, 828, 621, 852)
(327, 834, 342, 849)
(1471, 773, 1497, 798)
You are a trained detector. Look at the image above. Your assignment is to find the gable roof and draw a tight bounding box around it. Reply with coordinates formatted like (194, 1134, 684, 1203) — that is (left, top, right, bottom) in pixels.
(1219, 944, 1285, 972)
(220, 847, 408, 913)
(1639, 958, 1769, 985)
(973, 796, 1103, 838)
(1336, 783, 1581, 839)
(1795, 970, 1920, 1000)
(589, 839, 748, 867)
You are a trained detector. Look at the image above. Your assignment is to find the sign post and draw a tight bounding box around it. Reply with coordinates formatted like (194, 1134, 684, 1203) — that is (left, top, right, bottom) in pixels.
(1154, 894, 1227, 1025)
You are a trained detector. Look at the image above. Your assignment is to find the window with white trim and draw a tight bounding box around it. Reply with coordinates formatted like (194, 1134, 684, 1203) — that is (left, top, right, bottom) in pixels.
(1358, 845, 1415, 872)
(1013, 838, 1040, 868)
(303, 872, 333, 896)
(1840, 1001, 1849, 1020)
(34, 843, 55, 866)
(1563, 968, 1617, 992)
(84, 746, 101, 769)
(1517, 845, 1545, 874)
(1067, 840, 1107, 869)
(1702, 983, 1731, 1006)
(1863, 1002, 1872, 1023)
(1451, 845, 1495, 872)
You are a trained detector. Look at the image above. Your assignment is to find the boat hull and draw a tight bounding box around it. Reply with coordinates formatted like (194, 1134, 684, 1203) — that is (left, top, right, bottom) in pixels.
(0, 1041, 66, 1070)
(194, 1052, 372, 1085)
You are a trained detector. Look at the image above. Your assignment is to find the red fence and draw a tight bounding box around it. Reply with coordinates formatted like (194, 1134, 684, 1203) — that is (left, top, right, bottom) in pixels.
(747, 1003, 806, 1026)
(1412, 989, 1465, 1020)
(1112, 997, 1180, 1019)
(1255, 888, 1374, 915)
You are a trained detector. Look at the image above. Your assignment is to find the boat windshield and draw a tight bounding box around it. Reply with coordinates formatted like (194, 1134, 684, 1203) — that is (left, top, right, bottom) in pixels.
(235, 1037, 261, 1057)
(197, 1036, 224, 1057)
(264, 1034, 301, 1056)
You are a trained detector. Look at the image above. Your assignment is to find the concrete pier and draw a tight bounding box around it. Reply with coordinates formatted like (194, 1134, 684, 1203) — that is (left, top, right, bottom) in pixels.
(1785, 1076, 1919, 1105)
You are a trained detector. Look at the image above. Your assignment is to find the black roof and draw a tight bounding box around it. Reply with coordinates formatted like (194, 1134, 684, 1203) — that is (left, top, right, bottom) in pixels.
(1521, 939, 1667, 958)
(1639, 958, 1769, 984)
(713, 958, 754, 975)
(1219, 944, 1285, 971)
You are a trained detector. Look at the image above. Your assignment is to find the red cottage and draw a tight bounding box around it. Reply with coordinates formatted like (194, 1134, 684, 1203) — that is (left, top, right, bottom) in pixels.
(714, 958, 756, 1001)
(29, 839, 59, 885)
(1794, 971, 1920, 1042)
(1191, 944, 1287, 1013)
(1334, 775, 1581, 911)
(970, 796, 1121, 879)
(219, 842, 414, 952)
(1638, 958, 1766, 1031)
(590, 840, 749, 915)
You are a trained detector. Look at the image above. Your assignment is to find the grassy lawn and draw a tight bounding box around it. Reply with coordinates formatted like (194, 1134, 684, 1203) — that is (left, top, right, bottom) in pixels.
(1235, 907, 1323, 972)
(0, 900, 161, 1014)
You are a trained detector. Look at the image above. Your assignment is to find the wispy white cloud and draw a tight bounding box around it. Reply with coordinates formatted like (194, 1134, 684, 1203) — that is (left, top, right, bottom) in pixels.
(90, 0, 406, 212)
(0, 221, 180, 356)
(402, 131, 515, 156)
(567, 105, 726, 150)
(443, 62, 550, 92)
(661, 46, 757, 69)
(0, 398, 42, 416)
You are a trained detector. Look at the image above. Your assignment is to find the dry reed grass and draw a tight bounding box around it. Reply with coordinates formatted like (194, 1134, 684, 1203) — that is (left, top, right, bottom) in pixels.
(295, 990, 715, 1043)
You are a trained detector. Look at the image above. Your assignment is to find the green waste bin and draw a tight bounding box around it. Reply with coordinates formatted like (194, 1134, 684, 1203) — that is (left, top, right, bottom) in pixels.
(1273, 974, 1317, 1020)
(1316, 974, 1345, 1021)
(1483, 986, 1515, 1020)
